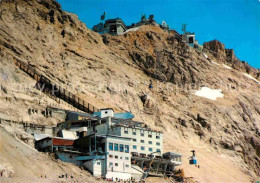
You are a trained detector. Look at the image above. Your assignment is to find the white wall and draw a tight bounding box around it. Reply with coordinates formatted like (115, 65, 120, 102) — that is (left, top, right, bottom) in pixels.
(93, 159, 105, 177)
(105, 136, 132, 181)
(83, 159, 105, 177)
(100, 109, 114, 118)
(115, 127, 163, 155)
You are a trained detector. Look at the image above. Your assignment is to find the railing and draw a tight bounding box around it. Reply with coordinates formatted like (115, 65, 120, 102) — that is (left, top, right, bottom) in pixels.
(0, 117, 51, 129)
(13, 59, 99, 114)
(172, 30, 182, 41)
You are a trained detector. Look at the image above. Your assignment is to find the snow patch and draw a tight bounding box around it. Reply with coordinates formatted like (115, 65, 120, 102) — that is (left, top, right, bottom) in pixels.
(223, 64, 232, 70)
(122, 27, 140, 34)
(195, 87, 224, 100)
(243, 73, 260, 85)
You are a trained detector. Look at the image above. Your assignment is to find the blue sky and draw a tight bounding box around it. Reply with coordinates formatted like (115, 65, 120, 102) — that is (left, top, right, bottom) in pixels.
(56, 0, 260, 69)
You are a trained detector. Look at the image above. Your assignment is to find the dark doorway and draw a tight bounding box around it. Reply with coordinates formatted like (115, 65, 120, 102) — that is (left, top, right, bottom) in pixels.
(110, 25, 117, 33)
(189, 37, 194, 44)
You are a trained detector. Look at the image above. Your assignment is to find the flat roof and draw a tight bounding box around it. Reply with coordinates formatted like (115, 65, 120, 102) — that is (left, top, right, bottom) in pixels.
(131, 156, 180, 165)
(164, 152, 182, 157)
(100, 108, 114, 111)
(88, 133, 132, 140)
(35, 136, 76, 142)
(111, 119, 163, 133)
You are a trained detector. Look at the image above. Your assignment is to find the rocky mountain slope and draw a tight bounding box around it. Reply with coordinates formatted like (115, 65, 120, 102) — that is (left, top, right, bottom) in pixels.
(0, 0, 259, 182)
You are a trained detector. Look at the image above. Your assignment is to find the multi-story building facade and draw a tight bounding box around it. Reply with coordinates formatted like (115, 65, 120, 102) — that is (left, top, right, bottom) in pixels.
(86, 117, 163, 156)
(109, 124, 163, 156)
(105, 135, 132, 180)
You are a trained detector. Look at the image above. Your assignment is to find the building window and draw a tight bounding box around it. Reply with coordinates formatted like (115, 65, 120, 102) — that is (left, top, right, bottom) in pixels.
(126, 164, 129, 168)
(148, 141, 152, 144)
(156, 142, 160, 146)
(109, 143, 113, 151)
(115, 155, 118, 159)
(115, 163, 118, 166)
(124, 130, 128, 134)
(149, 148, 153, 152)
(133, 145, 137, 149)
(141, 146, 145, 151)
(132, 131, 136, 135)
(120, 144, 124, 152)
(141, 140, 145, 143)
(97, 162, 101, 165)
(125, 145, 129, 153)
(141, 133, 144, 137)
(114, 144, 118, 151)
(109, 155, 113, 158)
(109, 162, 113, 166)
(148, 134, 152, 138)
(156, 149, 160, 152)
(125, 157, 129, 160)
(133, 139, 137, 142)
(156, 136, 160, 139)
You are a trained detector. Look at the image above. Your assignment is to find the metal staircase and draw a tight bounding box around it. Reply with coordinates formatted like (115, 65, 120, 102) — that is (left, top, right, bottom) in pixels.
(13, 59, 99, 114)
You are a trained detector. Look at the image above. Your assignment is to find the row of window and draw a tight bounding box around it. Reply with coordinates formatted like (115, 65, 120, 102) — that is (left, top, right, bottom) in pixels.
(137, 140, 160, 145)
(124, 130, 160, 139)
(108, 155, 129, 160)
(109, 143, 129, 153)
(132, 145, 160, 152)
(109, 162, 129, 168)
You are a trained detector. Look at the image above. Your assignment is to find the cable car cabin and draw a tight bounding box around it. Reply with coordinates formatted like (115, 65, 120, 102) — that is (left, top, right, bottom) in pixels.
(189, 150, 197, 164)
(189, 157, 197, 165)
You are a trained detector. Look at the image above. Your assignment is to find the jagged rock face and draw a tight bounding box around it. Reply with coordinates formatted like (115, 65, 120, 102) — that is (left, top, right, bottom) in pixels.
(102, 28, 207, 85)
(203, 40, 226, 55)
(204, 40, 260, 77)
(0, 0, 259, 181)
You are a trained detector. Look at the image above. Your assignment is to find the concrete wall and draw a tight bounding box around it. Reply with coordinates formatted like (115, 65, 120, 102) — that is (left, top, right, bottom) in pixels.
(100, 109, 114, 118)
(36, 138, 53, 152)
(83, 159, 105, 177)
(116, 25, 125, 34)
(95, 123, 108, 135)
(25, 125, 57, 137)
(109, 126, 122, 136)
(55, 151, 81, 166)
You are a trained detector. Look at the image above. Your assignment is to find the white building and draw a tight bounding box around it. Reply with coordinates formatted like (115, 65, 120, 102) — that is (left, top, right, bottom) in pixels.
(77, 134, 132, 181)
(105, 135, 132, 180)
(53, 108, 181, 181)
(87, 113, 164, 156)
